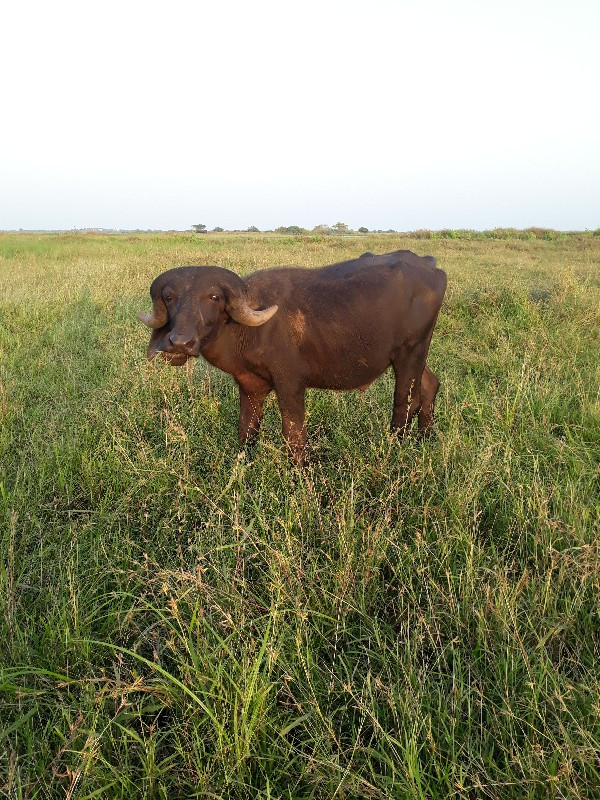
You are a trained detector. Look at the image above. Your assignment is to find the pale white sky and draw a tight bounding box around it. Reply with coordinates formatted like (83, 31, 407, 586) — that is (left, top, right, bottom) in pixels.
(1, 0, 599, 231)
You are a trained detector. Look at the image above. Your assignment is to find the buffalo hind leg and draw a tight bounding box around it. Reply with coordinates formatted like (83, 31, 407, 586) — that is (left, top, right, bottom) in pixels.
(417, 365, 440, 437)
(238, 380, 272, 449)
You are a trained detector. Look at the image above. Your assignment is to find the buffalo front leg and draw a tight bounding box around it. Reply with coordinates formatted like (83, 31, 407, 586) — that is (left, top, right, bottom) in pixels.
(275, 386, 307, 465)
(237, 380, 271, 448)
(417, 364, 440, 437)
(391, 346, 429, 436)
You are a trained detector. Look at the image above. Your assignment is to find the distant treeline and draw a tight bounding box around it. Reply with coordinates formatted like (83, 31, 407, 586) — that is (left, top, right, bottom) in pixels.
(400, 227, 600, 240)
(406, 227, 600, 240)
(197, 224, 600, 238)
(207, 226, 599, 239)
(5, 226, 600, 238)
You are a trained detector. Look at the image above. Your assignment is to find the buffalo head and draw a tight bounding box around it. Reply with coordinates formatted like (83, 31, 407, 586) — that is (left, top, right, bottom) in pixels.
(137, 265, 278, 365)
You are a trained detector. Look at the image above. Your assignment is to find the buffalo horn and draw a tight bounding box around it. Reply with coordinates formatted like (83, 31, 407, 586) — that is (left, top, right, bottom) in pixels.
(136, 297, 168, 329)
(227, 298, 278, 327)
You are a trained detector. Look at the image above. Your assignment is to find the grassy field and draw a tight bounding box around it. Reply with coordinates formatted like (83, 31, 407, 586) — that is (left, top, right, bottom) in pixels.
(0, 232, 598, 799)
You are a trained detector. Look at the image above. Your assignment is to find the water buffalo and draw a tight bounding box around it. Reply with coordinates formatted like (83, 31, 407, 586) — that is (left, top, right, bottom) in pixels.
(138, 250, 447, 463)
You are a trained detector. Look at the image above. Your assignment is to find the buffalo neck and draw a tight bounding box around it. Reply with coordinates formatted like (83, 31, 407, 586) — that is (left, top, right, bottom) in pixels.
(199, 317, 245, 376)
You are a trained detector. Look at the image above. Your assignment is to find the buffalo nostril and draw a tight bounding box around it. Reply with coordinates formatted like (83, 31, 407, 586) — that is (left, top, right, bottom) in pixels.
(169, 333, 196, 350)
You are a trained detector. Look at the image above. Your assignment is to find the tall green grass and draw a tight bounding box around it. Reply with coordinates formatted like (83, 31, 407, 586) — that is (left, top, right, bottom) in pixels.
(1, 233, 599, 798)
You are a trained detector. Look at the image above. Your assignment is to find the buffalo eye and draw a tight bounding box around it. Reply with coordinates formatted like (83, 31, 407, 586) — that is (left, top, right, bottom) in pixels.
(209, 293, 221, 302)
(163, 289, 174, 303)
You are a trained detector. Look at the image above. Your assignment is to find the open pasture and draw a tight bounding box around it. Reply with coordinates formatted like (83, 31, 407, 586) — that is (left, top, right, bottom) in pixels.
(1, 232, 599, 798)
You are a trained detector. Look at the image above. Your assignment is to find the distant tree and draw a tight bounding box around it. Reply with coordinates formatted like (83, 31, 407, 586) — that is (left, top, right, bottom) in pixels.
(192, 223, 207, 233)
(311, 224, 334, 235)
(247, 226, 260, 233)
(333, 222, 349, 234)
(358, 226, 369, 234)
(212, 226, 224, 232)
(275, 225, 307, 235)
